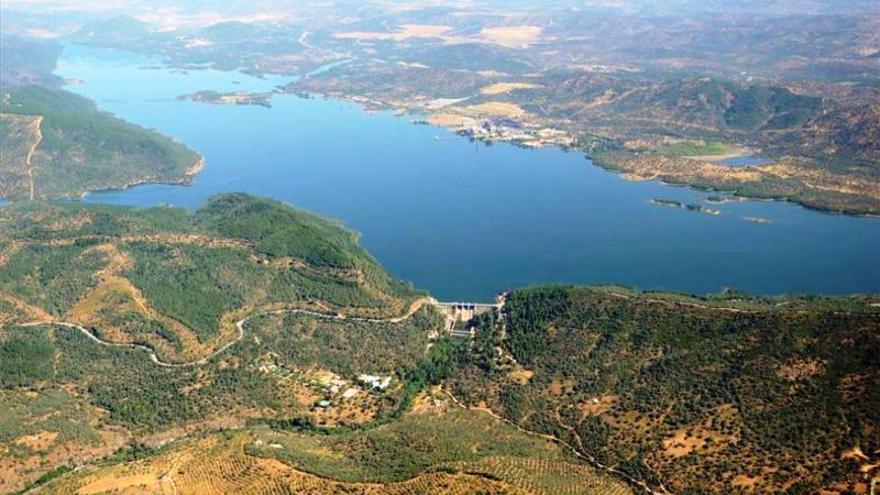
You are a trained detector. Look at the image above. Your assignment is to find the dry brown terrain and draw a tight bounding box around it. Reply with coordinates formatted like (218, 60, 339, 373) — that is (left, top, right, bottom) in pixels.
(334, 25, 453, 42)
(478, 26, 543, 48)
(481, 82, 542, 95)
(596, 153, 880, 215)
(0, 388, 131, 494)
(427, 112, 477, 128)
(42, 434, 531, 495)
(37, 391, 634, 495)
(460, 102, 527, 118)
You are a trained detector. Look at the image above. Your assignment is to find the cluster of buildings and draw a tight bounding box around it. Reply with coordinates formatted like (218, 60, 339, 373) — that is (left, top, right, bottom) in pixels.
(255, 353, 393, 411)
(457, 119, 574, 149)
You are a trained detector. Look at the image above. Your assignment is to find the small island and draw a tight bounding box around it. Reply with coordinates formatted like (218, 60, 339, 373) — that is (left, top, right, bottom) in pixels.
(651, 198, 721, 215)
(178, 90, 274, 108)
(705, 195, 746, 204)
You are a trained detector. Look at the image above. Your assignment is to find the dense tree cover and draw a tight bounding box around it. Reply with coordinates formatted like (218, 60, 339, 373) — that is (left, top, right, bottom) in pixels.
(0, 203, 194, 242)
(0, 85, 199, 201)
(123, 242, 264, 341)
(0, 307, 441, 434)
(503, 286, 572, 366)
(0, 194, 434, 460)
(0, 195, 422, 345)
(247, 310, 439, 378)
(0, 243, 107, 316)
(448, 286, 880, 494)
(196, 194, 415, 297)
(196, 194, 361, 268)
(98, 311, 183, 351)
(393, 337, 463, 416)
(0, 327, 54, 387)
(722, 84, 821, 131)
(2, 194, 416, 292)
(0, 34, 62, 88)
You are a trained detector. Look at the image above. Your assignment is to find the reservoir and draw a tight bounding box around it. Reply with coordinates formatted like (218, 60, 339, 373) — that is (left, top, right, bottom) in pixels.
(57, 44, 880, 301)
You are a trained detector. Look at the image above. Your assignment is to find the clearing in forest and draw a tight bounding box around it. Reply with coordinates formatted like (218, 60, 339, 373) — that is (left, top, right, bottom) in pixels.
(479, 26, 543, 47)
(480, 82, 542, 95)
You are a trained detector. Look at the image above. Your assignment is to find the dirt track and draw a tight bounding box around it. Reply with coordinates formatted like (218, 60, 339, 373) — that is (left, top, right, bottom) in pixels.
(19, 297, 437, 368)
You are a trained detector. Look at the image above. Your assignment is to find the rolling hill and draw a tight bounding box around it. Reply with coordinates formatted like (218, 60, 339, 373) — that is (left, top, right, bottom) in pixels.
(0, 196, 878, 493)
(0, 195, 640, 494)
(447, 286, 880, 494)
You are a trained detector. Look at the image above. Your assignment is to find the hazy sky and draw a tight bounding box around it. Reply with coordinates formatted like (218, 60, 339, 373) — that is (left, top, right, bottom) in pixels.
(1, 0, 877, 37)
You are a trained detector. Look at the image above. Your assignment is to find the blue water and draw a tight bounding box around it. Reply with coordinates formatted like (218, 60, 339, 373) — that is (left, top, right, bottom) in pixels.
(55, 45, 880, 300)
(719, 156, 773, 167)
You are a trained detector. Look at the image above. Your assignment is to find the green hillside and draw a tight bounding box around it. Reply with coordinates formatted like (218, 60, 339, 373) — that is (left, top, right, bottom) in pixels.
(448, 286, 880, 494)
(0, 85, 200, 201)
(0, 194, 431, 492)
(0, 196, 877, 493)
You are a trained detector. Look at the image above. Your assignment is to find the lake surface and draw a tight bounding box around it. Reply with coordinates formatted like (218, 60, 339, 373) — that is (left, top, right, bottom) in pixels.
(56, 45, 880, 300)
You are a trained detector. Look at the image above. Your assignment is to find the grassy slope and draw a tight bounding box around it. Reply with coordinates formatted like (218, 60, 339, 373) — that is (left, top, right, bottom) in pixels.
(0, 85, 200, 201)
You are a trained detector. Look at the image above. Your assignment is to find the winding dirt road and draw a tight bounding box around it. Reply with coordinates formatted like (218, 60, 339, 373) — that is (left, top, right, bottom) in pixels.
(25, 115, 43, 201)
(19, 297, 437, 368)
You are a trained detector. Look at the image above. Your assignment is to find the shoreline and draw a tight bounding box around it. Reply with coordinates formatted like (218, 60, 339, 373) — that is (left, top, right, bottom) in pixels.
(287, 90, 878, 219)
(13, 74, 880, 220)
(0, 154, 205, 204)
(589, 156, 880, 219)
(104, 60, 875, 220)
(650, 198, 721, 216)
(52, 46, 876, 219)
(186, 155, 205, 176)
(78, 154, 204, 201)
